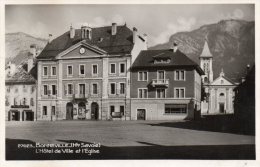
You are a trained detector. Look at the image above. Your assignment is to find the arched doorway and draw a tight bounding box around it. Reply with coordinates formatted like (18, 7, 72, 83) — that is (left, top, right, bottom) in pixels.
(78, 102, 86, 119)
(91, 102, 99, 120)
(66, 102, 73, 120)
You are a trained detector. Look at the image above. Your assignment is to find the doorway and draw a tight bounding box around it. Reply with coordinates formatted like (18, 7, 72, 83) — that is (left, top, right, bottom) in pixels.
(78, 102, 86, 119)
(23, 110, 34, 121)
(66, 102, 74, 120)
(91, 102, 99, 120)
(9, 110, 19, 121)
(137, 109, 146, 120)
(219, 103, 225, 113)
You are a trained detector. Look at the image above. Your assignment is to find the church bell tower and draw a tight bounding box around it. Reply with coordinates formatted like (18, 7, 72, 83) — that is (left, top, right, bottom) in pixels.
(199, 39, 213, 84)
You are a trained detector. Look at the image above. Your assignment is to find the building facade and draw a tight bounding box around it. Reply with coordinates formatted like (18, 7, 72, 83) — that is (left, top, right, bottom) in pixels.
(5, 45, 37, 121)
(130, 46, 204, 120)
(36, 23, 147, 121)
(200, 40, 236, 114)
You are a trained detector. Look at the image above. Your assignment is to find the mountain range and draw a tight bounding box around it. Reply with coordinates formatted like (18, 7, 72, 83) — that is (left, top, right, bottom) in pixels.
(5, 32, 47, 66)
(150, 19, 255, 82)
(5, 19, 254, 82)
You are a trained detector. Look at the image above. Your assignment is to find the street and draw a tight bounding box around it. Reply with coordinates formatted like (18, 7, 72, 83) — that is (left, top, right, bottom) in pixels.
(6, 120, 255, 160)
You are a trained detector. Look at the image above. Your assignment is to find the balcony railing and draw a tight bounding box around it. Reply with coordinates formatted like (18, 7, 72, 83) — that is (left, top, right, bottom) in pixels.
(151, 79, 169, 87)
(73, 93, 88, 99)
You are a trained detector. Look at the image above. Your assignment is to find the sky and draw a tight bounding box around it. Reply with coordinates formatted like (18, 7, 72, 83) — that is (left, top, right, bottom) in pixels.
(5, 4, 254, 47)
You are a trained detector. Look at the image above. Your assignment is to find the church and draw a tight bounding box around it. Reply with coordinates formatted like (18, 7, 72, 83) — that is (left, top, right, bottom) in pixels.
(200, 40, 237, 114)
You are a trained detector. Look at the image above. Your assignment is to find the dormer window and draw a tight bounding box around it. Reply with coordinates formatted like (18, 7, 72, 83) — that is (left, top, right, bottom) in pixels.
(154, 58, 170, 64)
(81, 26, 92, 39)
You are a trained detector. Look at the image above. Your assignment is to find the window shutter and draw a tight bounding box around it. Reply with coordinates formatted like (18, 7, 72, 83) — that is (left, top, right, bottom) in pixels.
(64, 84, 67, 95)
(116, 83, 120, 95)
(71, 84, 74, 94)
(108, 83, 111, 95)
(97, 83, 100, 95)
(85, 83, 89, 96)
(75, 84, 78, 95)
(42, 86, 44, 95)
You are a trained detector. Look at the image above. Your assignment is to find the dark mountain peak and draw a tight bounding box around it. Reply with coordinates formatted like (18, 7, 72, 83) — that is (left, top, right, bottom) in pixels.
(150, 19, 254, 82)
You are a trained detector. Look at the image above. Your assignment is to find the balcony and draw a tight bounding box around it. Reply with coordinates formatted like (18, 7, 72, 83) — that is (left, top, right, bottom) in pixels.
(73, 94, 88, 101)
(151, 79, 169, 87)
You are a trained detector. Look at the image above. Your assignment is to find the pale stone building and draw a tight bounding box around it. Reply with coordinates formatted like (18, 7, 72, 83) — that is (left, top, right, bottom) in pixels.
(200, 40, 236, 114)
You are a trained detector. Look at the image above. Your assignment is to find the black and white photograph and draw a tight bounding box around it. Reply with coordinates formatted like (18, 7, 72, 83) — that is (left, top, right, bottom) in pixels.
(1, 0, 259, 166)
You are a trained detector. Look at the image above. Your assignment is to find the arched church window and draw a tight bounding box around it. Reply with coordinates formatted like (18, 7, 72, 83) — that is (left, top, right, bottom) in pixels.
(204, 77, 208, 83)
(219, 93, 225, 97)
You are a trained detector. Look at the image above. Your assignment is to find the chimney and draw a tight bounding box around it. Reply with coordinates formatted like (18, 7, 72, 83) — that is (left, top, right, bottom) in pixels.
(133, 27, 138, 43)
(29, 44, 37, 58)
(171, 41, 178, 52)
(28, 44, 36, 72)
(111, 23, 117, 35)
(48, 34, 53, 43)
(70, 24, 75, 39)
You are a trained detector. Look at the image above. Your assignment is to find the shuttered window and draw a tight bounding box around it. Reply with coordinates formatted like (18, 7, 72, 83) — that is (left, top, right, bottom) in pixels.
(165, 104, 187, 114)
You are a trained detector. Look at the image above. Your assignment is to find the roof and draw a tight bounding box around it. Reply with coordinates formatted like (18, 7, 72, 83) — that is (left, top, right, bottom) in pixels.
(132, 49, 204, 75)
(37, 25, 134, 59)
(5, 65, 36, 85)
(200, 40, 213, 58)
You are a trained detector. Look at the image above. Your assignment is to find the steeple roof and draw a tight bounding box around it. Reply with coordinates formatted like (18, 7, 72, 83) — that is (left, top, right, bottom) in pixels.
(200, 40, 213, 58)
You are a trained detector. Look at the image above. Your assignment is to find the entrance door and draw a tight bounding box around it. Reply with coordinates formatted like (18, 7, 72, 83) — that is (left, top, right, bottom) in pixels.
(78, 102, 86, 119)
(23, 111, 34, 121)
(137, 109, 146, 120)
(66, 102, 74, 120)
(10, 111, 19, 121)
(91, 102, 99, 120)
(219, 103, 225, 113)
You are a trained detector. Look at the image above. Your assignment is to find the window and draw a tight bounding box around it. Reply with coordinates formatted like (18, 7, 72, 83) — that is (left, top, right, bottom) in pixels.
(23, 85, 27, 92)
(43, 106, 47, 115)
(79, 65, 85, 75)
(23, 98, 27, 105)
(175, 88, 185, 98)
(30, 98, 34, 106)
(14, 98, 17, 105)
(110, 106, 115, 115)
(110, 83, 116, 95)
(52, 85, 57, 95)
(119, 83, 125, 94)
(138, 71, 148, 81)
(51, 66, 56, 76)
(138, 88, 148, 98)
(7, 86, 10, 93)
(92, 64, 98, 75)
(52, 106, 55, 115)
(43, 67, 48, 76)
(157, 71, 165, 80)
(156, 89, 166, 98)
(43, 85, 48, 95)
(15, 88, 18, 93)
(221, 80, 224, 84)
(175, 70, 185, 81)
(120, 63, 126, 74)
(67, 65, 73, 75)
(5, 97, 9, 106)
(79, 84, 85, 95)
(220, 93, 225, 97)
(165, 104, 187, 114)
(67, 84, 73, 95)
(31, 86, 35, 93)
(92, 83, 98, 95)
(110, 63, 116, 74)
(120, 106, 125, 115)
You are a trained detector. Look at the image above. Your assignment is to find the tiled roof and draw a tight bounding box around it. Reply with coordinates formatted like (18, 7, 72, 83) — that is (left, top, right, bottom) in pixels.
(5, 65, 36, 84)
(132, 49, 204, 75)
(37, 25, 134, 59)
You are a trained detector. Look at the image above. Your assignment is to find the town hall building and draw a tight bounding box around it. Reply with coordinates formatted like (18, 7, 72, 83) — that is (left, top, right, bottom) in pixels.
(36, 23, 147, 121)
